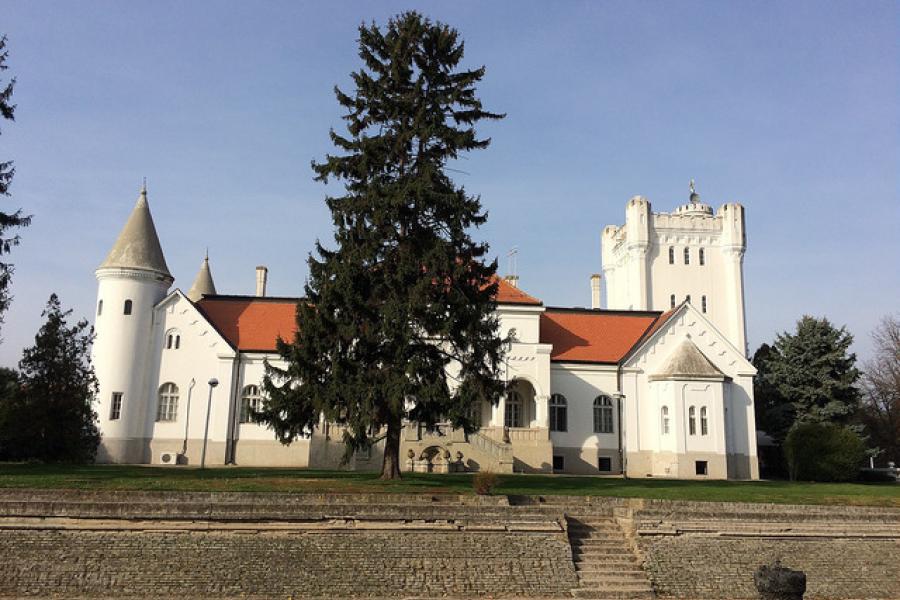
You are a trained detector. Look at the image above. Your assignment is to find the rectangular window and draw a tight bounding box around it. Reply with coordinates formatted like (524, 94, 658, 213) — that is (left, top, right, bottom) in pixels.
(598, 456, 612, 472)
(109, 392, 123, 421)
(702, 295, 708, 313)
(550, 405, 567, 432)
(552, 455, 565, 472)
(695, 460, 708, 476)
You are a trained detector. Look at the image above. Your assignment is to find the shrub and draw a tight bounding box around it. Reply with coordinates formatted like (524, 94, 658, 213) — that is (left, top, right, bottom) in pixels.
(473, 470, 498, 495)
(784, 422, 866, 482)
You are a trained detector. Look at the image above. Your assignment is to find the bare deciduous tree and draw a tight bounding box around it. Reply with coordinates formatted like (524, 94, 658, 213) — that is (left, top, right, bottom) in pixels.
(859, 315, 900, 466)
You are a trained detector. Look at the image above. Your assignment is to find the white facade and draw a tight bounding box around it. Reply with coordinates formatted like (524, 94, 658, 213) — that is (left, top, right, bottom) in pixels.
(93, 187, 758, 479)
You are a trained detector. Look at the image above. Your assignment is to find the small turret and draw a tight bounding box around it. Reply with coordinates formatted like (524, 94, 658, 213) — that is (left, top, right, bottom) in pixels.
(187, 253, 217, 301)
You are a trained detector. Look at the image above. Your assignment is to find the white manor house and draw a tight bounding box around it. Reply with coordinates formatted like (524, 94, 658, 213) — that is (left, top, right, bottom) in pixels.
(93, 185, 759, 479)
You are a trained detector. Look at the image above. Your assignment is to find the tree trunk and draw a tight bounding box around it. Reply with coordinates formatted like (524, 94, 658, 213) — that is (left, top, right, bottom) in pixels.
(380, 417, 403, 480)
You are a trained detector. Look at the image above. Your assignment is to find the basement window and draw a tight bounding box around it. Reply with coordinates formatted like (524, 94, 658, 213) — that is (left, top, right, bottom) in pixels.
(552, 455, 565, 473)
(598, 456, 612, 472)
(695, 460, 708, 476)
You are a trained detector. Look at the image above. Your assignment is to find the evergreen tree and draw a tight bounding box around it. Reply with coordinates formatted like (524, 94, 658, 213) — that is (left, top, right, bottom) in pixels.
(0, 294, 99, 462)
(757, 316, 861, 443)
(752, 343, 794, 442)
(0, 35, 32, 333)
(261, 12, 506, 479)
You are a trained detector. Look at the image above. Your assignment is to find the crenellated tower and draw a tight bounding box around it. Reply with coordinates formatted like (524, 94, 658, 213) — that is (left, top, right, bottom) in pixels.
(600, 183, 748, 355)
(93, 185, 173, 462)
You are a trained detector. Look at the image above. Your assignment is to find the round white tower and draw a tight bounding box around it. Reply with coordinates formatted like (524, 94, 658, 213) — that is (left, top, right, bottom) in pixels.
(93, 185, 173, 463)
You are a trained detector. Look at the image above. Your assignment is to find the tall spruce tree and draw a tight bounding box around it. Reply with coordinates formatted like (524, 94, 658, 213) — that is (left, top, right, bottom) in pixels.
(757, 316, 861, 443)
(0, 294, 99, 462)
(0, 35, 31, 333)
(261, 12, 506, 479)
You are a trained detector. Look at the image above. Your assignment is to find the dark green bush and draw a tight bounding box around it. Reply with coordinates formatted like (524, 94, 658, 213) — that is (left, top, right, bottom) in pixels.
(784, 422, 866, 482)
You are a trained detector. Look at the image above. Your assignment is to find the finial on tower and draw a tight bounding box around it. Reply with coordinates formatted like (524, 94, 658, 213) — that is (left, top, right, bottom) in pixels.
(689, 179, 699, 203)
(141, 177, 147, 195)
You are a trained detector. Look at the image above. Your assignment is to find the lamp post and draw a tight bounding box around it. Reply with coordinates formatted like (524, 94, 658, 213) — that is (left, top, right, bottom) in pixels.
(200, 378, 219, 469)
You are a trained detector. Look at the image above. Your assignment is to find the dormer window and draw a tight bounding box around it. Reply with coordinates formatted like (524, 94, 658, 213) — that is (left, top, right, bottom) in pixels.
(123, 299, 133, 315)
(668, 246, 675, 264)
(684, 247, 690, 265)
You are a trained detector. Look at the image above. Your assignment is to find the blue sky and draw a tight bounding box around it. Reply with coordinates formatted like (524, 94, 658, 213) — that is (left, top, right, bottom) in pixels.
(1, 1, 897, 367)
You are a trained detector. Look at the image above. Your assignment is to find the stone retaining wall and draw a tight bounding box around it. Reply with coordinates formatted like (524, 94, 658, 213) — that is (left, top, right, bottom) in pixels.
(1, 528, 575, 598)
(0, 490, 576, 598)
(626, 499, 900, 599)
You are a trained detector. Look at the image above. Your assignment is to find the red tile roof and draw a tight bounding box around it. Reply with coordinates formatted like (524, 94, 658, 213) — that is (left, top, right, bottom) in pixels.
(493, 277, 542, 305)
(196, 296, 298, 352)
(539, 308, 664, 364)
(195, 276, 542, 351)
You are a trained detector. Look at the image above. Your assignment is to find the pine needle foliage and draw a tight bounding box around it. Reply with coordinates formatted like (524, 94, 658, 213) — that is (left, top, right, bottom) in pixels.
(0, 35, 32, 334)
(260, 12, 507, 479)
(0, 294, 99, 462)
(756, 315, 861, 444)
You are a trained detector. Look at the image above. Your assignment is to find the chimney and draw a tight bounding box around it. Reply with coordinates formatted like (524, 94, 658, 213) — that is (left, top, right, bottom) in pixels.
(503, 274, 519, 288)
(590, 274, 602, 309)
(255, 266, 268, 297)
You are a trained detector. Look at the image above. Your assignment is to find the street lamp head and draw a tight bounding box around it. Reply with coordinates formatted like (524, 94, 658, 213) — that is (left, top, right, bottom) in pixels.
(208, 378, 219, 388)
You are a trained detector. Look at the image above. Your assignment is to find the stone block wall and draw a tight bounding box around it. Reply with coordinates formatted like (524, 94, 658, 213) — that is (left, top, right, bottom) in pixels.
(0, 528, 576, 598)
(626, 499, 900, 599)
(642, 536, 900, 599)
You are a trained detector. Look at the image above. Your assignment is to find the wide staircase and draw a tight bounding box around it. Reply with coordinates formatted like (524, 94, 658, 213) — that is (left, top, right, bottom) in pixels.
(567, 514, 655, 599)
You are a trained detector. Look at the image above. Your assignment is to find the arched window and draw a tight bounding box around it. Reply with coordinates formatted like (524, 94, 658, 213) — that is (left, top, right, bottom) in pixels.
(549, 394, 567, 432)
(123, 299, 133, 315)
(701, 295, 708, 313)
(699, 247, 706, 266)
(668, 246, 675, 264)
(661, 406, 670, 435)
(684, 247, 690, 265)
(166, 332, 182, 350)
(688, 406, 697, 435)
(670, 294, 676, 309)
(504, 391, 522, 428)
(240, 385, 264, 424)
(156, 383, 179, 422)
(593, 395, 614, 434)
(701, 406, 708, 435)
(97, 300, 103, 316)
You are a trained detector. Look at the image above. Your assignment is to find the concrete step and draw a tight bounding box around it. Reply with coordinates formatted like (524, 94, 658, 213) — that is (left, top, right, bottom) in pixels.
(574, 560, 643, 571)
(571, 535, 628, 544)
(571, 588, 654, 599)
(569, 531, 623, 539)
(577, 572, 651, 583)
(573, 546, 633, 555)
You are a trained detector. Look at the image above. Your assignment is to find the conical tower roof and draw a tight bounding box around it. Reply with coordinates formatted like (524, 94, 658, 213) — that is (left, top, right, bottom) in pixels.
(187, 254, 217, 301)
(98, 185, 172, 279)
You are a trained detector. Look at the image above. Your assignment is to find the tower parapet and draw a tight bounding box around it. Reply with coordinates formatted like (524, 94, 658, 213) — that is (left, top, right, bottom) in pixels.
(599, 183, 748, 355)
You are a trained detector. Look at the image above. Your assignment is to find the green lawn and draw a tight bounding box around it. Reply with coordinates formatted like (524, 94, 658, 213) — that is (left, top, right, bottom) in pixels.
(0, 464, 897, 507)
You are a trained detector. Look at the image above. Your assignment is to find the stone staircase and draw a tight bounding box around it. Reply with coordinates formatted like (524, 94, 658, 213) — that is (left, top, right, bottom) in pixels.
(567, 515, 655, 599)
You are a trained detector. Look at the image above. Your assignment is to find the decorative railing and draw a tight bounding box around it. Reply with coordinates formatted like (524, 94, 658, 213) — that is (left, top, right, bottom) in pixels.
(506, 427, 550, 443)
(469, 430, 513, 463)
